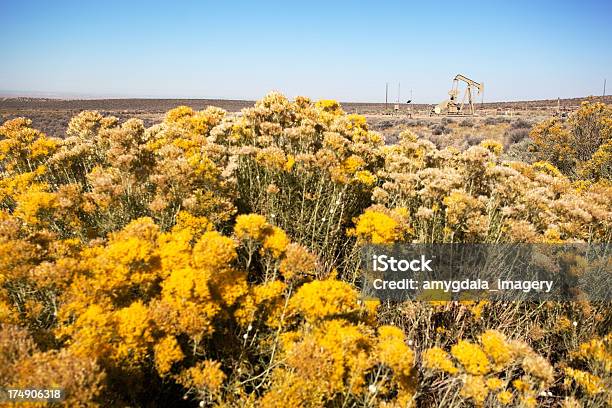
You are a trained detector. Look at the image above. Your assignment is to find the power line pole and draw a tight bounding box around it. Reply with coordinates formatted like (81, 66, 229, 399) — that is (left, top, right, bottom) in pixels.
(604, 79, 607, 97)
(481, 86, 484, 107)
(385, 82, 388, 110)
(397, 82, 400, 104)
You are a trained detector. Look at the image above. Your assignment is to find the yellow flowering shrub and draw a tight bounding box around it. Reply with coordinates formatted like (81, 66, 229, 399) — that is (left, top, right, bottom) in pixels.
(0, 95, 610, 406)
(480, 139, 503, 155)
(376, 325, 417, 401)
(580, 139, 612, 180)
(1, 323, 105, 407)
(571, 334, 612, 373)
(0, 118, 58, 173)
(269, 319, 417, 406)
(530, 118, 576, 174)
(531, 101, 612, 178)
(212, 92, 384, 273)
(562, 334, 612, 403)
(423, 329, 557, 406)
(564, 367, 605, 396)
(368, 117, 611, 243)
(0, 108, 237, 237)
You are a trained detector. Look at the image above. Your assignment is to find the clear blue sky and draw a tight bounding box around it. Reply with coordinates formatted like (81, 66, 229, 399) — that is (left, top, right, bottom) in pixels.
(1, 0, 610, 102)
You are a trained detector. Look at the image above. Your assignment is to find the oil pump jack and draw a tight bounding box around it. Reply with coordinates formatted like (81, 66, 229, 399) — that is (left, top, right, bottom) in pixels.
(432, 74, 484, 115)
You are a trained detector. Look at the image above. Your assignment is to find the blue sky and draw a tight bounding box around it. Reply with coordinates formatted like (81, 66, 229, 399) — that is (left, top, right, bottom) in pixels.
(0, 0, 610, 102)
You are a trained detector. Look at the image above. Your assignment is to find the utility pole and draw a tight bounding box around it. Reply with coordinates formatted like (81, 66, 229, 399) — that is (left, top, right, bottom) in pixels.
(385, 82, 388, 109)
(409, 89, 413, 117)
(397, 82, 400, 104)
(604, 79, 607, 97)
(481, 86, 484, 108)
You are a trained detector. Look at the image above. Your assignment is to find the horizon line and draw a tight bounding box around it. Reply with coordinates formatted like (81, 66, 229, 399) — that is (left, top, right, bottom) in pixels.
(0, 90, 609, 106)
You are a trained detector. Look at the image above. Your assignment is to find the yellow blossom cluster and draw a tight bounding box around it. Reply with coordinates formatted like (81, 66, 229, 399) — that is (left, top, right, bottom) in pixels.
(422, 329, 556, 407)
(268, 301, 417, 407)
(349, 206, 411, 244)
(562, 334, 612, 402)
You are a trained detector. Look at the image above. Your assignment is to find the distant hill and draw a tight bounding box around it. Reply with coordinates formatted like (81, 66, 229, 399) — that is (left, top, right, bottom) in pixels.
(1, 95, 610, 113)
(0, 98, 254, 112)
